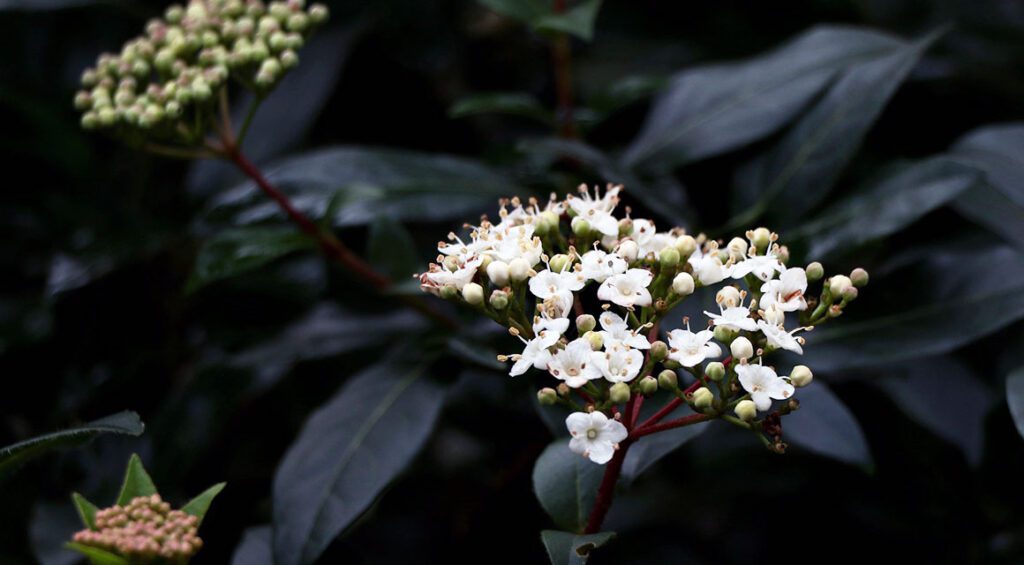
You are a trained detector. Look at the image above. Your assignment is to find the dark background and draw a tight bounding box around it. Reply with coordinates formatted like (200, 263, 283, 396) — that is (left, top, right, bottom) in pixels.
(2, 0, 1024, 563)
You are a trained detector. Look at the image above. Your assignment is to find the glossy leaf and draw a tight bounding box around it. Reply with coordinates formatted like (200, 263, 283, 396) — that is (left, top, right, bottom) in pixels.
(187, 226, 315, 292)
(181, 482, 226, 526)
(621, 400, 709, 483)
(449, 93, 554, 126)
(116, 454, 158, 506)
(794, 157, 982, 259)
(64, 543, 129, 565)
(950, 123, 1024, 251)
(231, 525, 273, 565)
(785, 382, 872, 467)
(272, 360, 447, 565)
(1007, 367, 1024, 440)
(733, 30, 939, 226)
(206, 147, 521, 228)
(532, 440, 603, 532)
(0, 412, 145, 479)
(624, 25, 904, 168)
(540, 530, 616, 565)
(367, 215, 419, 281)
(71, 492, 99, 530)
(535, 0, 603, 41)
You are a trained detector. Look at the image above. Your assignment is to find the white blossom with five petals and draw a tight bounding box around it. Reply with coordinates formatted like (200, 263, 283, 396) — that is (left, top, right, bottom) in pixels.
(597, 268, 653, 308)
(736, 363, 794, 411)
(666, 324, 721, 367)
(597, 311, 651, 350)
(548, 338, 603, 388)
(566, 411, 628, 464)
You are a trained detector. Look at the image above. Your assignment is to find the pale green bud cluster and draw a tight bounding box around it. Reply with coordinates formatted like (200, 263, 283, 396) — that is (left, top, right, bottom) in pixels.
(72, 494, 203, 560)
(75, 0, 328, 139)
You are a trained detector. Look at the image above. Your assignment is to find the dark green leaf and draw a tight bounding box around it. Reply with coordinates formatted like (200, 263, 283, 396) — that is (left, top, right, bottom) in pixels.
(535, 0, 603, 41)
(64, 543, 129, 565)
(950, 123, 1024, 251)
(116, 454, 158, 506)
(231, 526, 272, 565)
(621, 404, 709, 483)
(532, 440, 603, 532)
(187, 226, 315, 292)
(449, 93, 554, 126)
(272, 359, 448, 565)
(623, 26, 905, 169)
(733, 30, 939, 226)
(0, 411, 145, 479)
(367, 216, 419, 281)
(785, 382, 872, 467)
(477, 0, 549, 23)
(206, 147, 522, 228)
(71, 492, 99, 530)
(793, 157, 982, 259)
(540, 530, 616, 565)
(181, 482, 226, 525)
(1007, 367, 1024, 440)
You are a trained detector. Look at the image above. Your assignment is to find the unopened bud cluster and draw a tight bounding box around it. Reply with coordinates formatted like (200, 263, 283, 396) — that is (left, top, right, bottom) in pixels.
(72, 494, 202, 561)
(75, 0, 328, 139)
(419, 184, 868, 463)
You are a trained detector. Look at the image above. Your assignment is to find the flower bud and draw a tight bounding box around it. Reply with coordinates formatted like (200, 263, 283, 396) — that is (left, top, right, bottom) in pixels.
(650, 340, 668, 362)
(829, 275, 853, 296)
(618, 218, 633, 237)
(617, 240, 639, 263)
(789, 365, 813, 387)
(850, 267, 869, 287)
(716, 286, 741, 308)
(775, 245, 790, 264)
(659, 247, 680, 269)
(674, 235, 696, 258)
(583, 331, 604, 351)
(713, 325, 737, 344)
(571, 218, 591, 238)
(489, 290, 509, 310)
(670, 272, 694, 296)
(509, 258, 532, 282)
(657, 369, 678, 391)
(727, 237, 747, 260)
(663, 359, 680, 369)
(750, 227, 772, 254)
(308, 3, 329, 24)
(841, 286, 858, 302)
(462, 282, 484, 305)
(549, 253, 572, 273)
(486, 260, 510, 286)
(575, 314, 596, 333)
(705, 361, 725, 381)
(730, 336, 753, 360)
(609, 382, 631, 404)
(735, 399, 757, 421)
(279, 49, 299, 69)
(537, 387, 558, 405)
(806, 261, 824, 281)
(556, 383, 570, 397)
(692, 387, 714, 410)
(639, 376, 658, 395)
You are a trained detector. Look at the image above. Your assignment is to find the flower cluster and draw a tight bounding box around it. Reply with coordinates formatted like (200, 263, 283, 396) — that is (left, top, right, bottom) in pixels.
(419, 185, 868, 464)
(74, 0, 328, 139)
(71, 494, 203, 561)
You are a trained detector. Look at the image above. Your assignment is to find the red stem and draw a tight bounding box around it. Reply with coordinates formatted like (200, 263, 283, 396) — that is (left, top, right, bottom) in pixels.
(634, 397, 683, 431)
(583, 438, 631, 533)
(631, 413, 712, 439)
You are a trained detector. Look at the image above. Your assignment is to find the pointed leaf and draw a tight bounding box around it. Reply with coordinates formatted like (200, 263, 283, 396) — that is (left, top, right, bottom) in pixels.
(950, 123, 1024, 251)
(272, 359, 448, 565)
(367, 216, 419, 281)
(621, 399, 709, 483)
(540, 530, 616, 565)
(534, 0, 603, 41)
(187, 226, 315, 292)
(624, 25, 905, 168)
(449, 93, 554, 126)
(64, 543, 129, 565)
(1007, 367, 1024, 440)
(532, 440, 604, 532)
(477, 0, 549, 23)
(0, 411, 145, 479)
(785, 382, 872, 467)
(116, 454, 158, 506)
(71, 492, 99, 530)
(181, 482, 226, 526)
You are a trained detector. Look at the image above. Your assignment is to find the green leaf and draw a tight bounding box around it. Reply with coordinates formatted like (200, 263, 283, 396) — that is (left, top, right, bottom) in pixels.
(231, 525, 273, 565)
(116, 454, 158, 506)
(206, 147, 523, 228)
(367, 215, 419, 281)
(532, 440, 604, 532)
(0, 411, 145, 479)
(272, 358, 448, 565)
(534, 0, 603, 41)
(64, 543, 130, 565)
(71, 492, 100, 530)
(1007, 367, 1024, 440)
(477, 0, 549, 23)
(540, 530, 616, 565)
(621, 399, 709, 483)
(623, 25, 906, 169)
(181, 482, 226, 526)
(187, 226, 316, 292)
(732, 29, 940, 227)
(949, 123, 1024, 251)
(449, 93, 554, 126)
(785, 382, 872, 468)
(793, 157, 982, 259)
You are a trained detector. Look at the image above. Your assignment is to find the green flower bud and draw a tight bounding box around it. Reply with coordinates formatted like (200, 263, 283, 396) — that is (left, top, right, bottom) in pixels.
(790, 365, 813, 387)
(735, 399, 757, 421)
(81, 111, 99, 129)
(692, 387, 714, 410)
(287, 13, 309, 32)
(650, 340, 668, 362)
(638, 376, 658, 396)
(609, 382, 631, 404)
(308, 3, 329, 24)
(659, 247, 680, 270)
(713, 325, 736, 344)
(850, 267, 869, 287)
(805, 261, 824, 282)
(776, 245, 790, 264)
(489, 290, 509, 310)
(657, 369, 678, 391)
(841, 286, 858, 302)
(539, 210, 560, 234)
(730, 336, 753, 360)
(259, 15, 280, 35)
(462, 282, 484, 305)
(537, 387, 558, 406)
(269, 31, 289, 52)
(705, 362, 725, 381)
(549, 253, 572, 273)
(829, 275, 853, 297)
(674, 235, 696, 258)
(583, 331, 603, 351)
(750, 227, 772, 254)
(439, 285, 458, 300)
(73, 91, 92, 110)
(571, 218, 591, 238)
(97, 107, 117, 127)
(165, 100, 182, 118)
(663, 359, 681, 370)
(250, 40, 270, 62)
(556, 383, 570, 397)
(279, 49, 299, 69)
(269, 2, 291, 20)
(618, 218, 633, 237)
(576, 314, 596, 334)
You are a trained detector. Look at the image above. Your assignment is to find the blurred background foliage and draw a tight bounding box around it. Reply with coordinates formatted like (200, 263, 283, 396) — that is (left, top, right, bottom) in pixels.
(2, 0, 1024, 563)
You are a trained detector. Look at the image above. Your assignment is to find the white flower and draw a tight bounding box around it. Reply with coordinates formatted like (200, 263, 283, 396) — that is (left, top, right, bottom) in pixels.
(688, 251, 732, 285)
(507, 335, 554, 377)
(760, 267, 808, 312)
(731, 251, 783, 281)
(666, 323, 721, 367)
(736, 363, 794, 411)
(482, 224, 544, 266)
(760, 303, 786, 326)
(566, 184, 622, 237)
(533, 314, 570, 344)
(419, 255, 482, 293)
(756, 320, 806, 354)
(592, 344, 644, 383)
(529, 267, 585, 301)
(580, 249, 628, 283)
(548, 338, 603, 388)
(704, 304, 758, 332)
(597, 268, 653, 308)
(629, 219, 675, 259)
(566, 411, 628, 464)
(597, 311, 651, 350)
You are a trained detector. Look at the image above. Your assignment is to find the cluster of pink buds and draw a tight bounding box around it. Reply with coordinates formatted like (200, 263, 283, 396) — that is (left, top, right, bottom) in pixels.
(72, 494, 203, 561)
